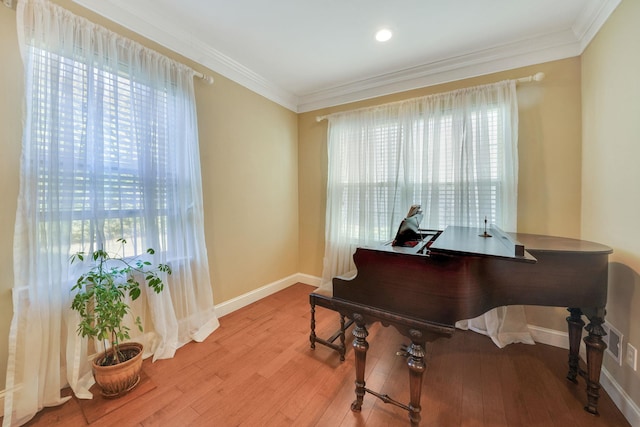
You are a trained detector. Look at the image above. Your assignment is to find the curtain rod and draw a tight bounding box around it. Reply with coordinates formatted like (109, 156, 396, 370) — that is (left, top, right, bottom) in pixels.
(3, 0, 214, 84)
(315, 71, 546, 122)
(515, 72, 545, 84)
(194, 71, 214, 85)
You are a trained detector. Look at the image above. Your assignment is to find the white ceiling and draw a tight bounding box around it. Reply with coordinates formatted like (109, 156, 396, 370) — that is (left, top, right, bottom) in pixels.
(73, 0, 620, 112)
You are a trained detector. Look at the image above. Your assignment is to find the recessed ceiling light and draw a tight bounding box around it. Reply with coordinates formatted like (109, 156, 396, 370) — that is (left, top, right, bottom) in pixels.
(375, 28, 393, 42)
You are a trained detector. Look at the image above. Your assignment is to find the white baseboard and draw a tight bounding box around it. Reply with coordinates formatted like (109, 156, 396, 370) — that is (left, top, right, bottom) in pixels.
(528, 323, 575, 351)
(601, 368, 640, 426)
(529, 324, 640, 426)
(214, 273, 321, 318)
(294, 273, 322, 288)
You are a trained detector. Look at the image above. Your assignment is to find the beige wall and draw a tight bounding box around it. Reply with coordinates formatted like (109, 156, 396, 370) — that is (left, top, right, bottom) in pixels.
(0, 1, 299, 390)
(197, 76, 299, 303)
(582, 0, 640, 407)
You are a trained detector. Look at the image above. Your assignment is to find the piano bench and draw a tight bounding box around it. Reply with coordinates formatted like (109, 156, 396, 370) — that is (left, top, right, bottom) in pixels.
(309, 291, 354, 361)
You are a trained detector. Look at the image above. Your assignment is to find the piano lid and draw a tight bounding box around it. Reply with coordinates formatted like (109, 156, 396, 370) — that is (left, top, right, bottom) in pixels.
(429, 225, 536, 263)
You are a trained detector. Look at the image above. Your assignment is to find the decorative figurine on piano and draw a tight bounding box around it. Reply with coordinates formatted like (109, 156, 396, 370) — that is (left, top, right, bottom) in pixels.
(392, 204, 424, 247)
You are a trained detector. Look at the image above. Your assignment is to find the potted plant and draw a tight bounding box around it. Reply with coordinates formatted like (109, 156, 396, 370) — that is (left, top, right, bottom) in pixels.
(70, 238, 171, 398)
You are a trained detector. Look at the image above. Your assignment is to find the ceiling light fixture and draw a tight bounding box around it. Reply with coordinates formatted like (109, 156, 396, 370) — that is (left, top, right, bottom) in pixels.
(375, 28, 393, 42)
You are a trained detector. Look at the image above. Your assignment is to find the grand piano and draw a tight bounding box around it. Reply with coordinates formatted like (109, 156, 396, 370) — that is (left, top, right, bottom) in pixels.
(309, 224, 612, 426)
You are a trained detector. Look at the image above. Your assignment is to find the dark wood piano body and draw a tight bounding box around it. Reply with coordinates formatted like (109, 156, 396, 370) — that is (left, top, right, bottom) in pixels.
(310, 226, 612, 425)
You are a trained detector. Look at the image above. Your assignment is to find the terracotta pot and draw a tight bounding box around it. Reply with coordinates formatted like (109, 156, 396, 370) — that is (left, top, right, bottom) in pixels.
(92, 342, 143, 398)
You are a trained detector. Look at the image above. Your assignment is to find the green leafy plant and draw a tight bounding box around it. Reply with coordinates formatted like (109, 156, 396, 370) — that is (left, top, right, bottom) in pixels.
(70, 238, 171, 366)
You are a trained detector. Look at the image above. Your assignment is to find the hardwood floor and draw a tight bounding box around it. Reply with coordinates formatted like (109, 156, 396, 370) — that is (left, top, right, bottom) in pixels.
(20, 283, 630, 426)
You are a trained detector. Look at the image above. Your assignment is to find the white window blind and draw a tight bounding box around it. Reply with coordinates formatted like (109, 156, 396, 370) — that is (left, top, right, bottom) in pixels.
(322, 81, 519, 283)
(332, 107, 503, 243)
(30, 47, 174, 256)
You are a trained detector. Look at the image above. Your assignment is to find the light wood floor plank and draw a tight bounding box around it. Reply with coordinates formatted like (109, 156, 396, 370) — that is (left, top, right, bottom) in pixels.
(17, 283, 631, 427)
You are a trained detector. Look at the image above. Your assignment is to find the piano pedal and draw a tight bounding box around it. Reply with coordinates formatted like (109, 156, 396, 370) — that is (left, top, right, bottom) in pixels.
(396, 344, 410, 358)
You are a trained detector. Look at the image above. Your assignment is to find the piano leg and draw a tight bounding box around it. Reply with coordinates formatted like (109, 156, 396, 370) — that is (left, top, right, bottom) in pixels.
(584, 313, 607, 415)
(351, 313, 368, 412)
(406, 330, 426, 426)
(350, 318, 425, 426)
(567, 307, 607, 415)
(566, 307, 584, 384)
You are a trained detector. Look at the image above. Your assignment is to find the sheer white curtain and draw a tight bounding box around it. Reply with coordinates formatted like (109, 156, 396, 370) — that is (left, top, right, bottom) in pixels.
(4, 1, 219, 425)
(322, 80, 533, 348)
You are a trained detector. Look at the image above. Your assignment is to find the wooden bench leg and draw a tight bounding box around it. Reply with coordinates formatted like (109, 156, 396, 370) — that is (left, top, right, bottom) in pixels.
(339, 314, 347, 359)
(310, 300, 318, 349)
(309, 294, 352, 361)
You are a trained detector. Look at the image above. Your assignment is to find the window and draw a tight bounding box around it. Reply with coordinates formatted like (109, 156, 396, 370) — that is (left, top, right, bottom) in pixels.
(331, 107, 505, 242)
(7, 3, 219, 420)
(323, 81, 518, 281)
(30, 47, 177, 256)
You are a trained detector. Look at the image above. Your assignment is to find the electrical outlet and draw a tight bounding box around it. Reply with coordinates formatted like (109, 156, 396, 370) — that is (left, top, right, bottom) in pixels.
(626, 343, 637, 371)
(603, 322, 623, 365)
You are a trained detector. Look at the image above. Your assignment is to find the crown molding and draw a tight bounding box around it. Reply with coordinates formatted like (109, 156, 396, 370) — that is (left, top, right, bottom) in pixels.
(72, 0, 300, 111)
(298, 30, 582, 112)
(573, 0, 621, 51)
(298, 0, 621, 113)
(74, 0, 619, 114)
